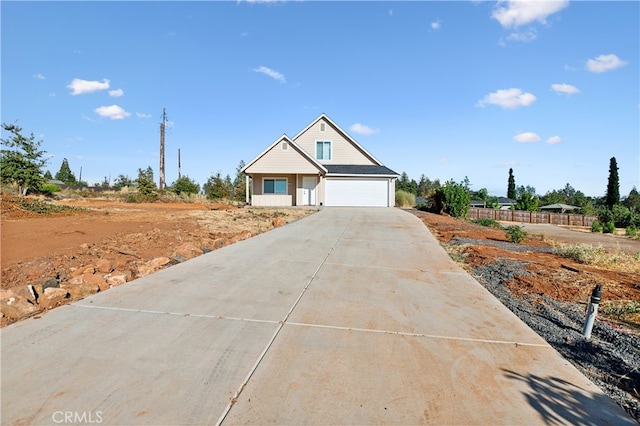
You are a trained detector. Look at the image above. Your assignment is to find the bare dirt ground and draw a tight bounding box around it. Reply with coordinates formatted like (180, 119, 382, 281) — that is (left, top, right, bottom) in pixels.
(1, 196, 638, 420)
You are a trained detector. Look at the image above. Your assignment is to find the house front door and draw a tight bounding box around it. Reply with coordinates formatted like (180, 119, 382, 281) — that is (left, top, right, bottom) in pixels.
(302, 177, 316, 206)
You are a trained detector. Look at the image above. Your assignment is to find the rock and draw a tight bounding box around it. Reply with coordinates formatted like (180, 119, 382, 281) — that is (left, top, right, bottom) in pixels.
(83, 272, 106, 292)
(231, 230, 252, 243)
(172, 254, 187, 264)
(1, 289, 39, 322)
(148, 257, 171, 268)
(272, 217, 286, 228)
(41, 278, 60, 293)
(136, 264, 156, 278)
(61, 282, 98, 299)
(212, 238, 227, 250)
(40, 287, 69, 309)
(95, 259, 113, 274)
(106, 274, 127, 286)
(14, 286, 38, 304)
(172, 244, 203, 261)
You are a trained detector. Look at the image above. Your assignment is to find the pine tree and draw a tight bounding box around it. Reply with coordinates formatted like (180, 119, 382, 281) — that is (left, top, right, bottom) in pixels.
(55, 158, 77, 185)
(605, 157, 620, 209)
(507, 168, 516, 199)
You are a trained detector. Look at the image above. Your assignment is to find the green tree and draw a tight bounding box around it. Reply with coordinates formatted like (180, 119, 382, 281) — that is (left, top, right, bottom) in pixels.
(605, 157, 620, 209)
(136, 166, 157, 199)
(0, 122, 49, 195)
(507, 168, 516, 199)
(54, 158, 77, 185)
(203, 172, 231, 199)
(232, 160, 247, 202)
(516, 192, 539, 211)
(417, 175, 441, 198)
(515, 185, 536, 198)
(113, 174, 134, 190)
(623, 187, 640, 212)
(169, 176, 200, 195)
(396, 172, 417, 195)
(44, 170, 53, 180)
(433, 180, 471, 218)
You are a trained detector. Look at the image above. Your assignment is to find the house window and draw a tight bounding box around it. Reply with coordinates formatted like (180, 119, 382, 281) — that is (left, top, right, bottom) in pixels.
(320, 122, 326, 132)
(316, 141, 332, 160)
(281, 141, 289, 151)
(263, 178, 287, 194)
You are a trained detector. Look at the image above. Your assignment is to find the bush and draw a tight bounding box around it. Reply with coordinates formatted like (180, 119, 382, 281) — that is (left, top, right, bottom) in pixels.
(433, 180, 470, 218)
(603, 221, 616, 234)
(39, 183, 61, 196)
(395, 190, 415, 208)
(471, 218, 503, 229)
(626, 226, 638, 238)
(591, 220, 603, 233)
(506, 225, 527, 243)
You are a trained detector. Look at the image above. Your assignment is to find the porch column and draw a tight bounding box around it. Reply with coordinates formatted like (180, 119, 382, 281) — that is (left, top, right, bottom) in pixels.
(245, 175, 250, 205)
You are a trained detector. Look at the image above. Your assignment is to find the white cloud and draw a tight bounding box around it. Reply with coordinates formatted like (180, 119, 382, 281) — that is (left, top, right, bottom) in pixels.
(439, 157, 450, 164)
(495, 161, 520, 168)
(349, 123, 379, 135)
(551, 83, 580, 95)
(547, 135, 562, 144)
(252, 66, 286, 83)
(136, 112, 152, 119)
(476, 88, 536, 109)
(33, 73, 45, 80)
(431, 21, 441, 30)
(492, 0, 569, 28)
(513, 132, 540, 143)
(108, 89, 124, 97)
(586, 54, 627, 73)
(67, 78, 110, 95)
(94, 105, 131, 120)
(506, 28, 537, 43)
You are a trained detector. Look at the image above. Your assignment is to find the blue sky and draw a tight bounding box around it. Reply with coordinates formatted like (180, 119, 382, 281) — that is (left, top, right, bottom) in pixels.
(2, 1, 638, 198)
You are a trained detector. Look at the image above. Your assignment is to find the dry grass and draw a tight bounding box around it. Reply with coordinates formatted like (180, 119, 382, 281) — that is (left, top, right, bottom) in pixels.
(552, 242, 640, 273)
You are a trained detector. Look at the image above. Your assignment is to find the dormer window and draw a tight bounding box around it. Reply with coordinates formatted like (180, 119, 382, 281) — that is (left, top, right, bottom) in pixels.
(320, 122, 326, 132)
(281, 141, 289, 151)
(316, 141, 331, 160)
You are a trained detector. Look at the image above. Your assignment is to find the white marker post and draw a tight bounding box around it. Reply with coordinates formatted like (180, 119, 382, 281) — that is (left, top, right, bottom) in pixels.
(582, 284, 602, 340)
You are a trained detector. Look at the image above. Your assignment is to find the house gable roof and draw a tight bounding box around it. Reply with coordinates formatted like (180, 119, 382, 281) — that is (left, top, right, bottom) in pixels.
(292, 114, 383, 166)
(242, 135, 327, 175)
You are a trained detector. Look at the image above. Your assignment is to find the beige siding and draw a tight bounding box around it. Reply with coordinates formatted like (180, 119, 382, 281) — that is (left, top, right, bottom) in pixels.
(250, 174, 298, 205)
(294, 118, 376, 165)
(244, 142, 322, 174)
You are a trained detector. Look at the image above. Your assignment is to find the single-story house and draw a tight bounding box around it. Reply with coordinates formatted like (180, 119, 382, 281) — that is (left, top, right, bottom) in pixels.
(242, 114, 399, 207)
(540, 203, 580, 213)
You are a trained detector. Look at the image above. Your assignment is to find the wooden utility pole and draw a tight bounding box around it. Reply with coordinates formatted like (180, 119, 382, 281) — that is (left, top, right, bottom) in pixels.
(159, 108, 166, 190)
(178, 148, 181, 179)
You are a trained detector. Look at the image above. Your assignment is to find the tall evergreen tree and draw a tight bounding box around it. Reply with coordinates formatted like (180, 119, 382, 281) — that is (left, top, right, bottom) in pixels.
(605, 157, 620, 209)
(54, 158, 77, 185)
(507, 168, 516, 199)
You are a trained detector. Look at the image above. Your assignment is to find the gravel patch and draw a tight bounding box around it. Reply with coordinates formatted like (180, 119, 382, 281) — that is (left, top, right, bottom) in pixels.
(449, 237, 555, 253)
(472, 260, 640, 422)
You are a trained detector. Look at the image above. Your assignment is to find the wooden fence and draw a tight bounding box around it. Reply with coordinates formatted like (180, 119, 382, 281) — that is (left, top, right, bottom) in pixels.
(468, 207, 597, 227)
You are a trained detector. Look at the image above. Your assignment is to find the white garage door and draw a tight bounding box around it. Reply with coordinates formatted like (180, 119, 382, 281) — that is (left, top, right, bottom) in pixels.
(325, 178, 389, 207)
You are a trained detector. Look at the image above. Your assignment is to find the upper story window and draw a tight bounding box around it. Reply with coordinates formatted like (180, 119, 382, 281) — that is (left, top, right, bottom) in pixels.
(281, 141, 289, 151)
(319, 122, 326, 132)
(316, 141, 332, 160)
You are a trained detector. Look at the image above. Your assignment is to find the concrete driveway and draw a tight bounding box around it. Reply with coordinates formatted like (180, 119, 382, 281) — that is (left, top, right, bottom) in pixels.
(1, 208, 634, 425)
